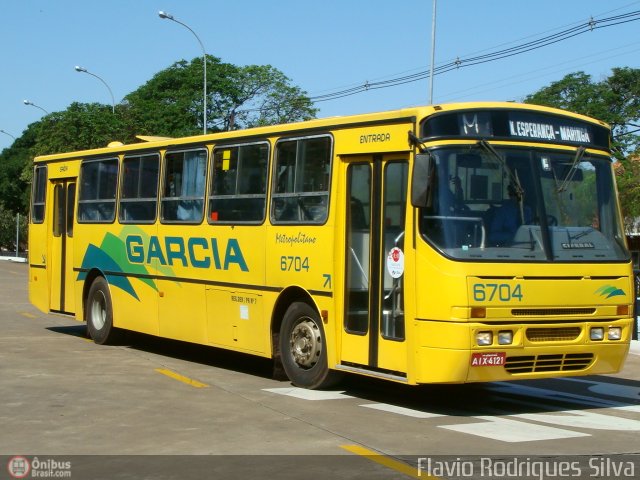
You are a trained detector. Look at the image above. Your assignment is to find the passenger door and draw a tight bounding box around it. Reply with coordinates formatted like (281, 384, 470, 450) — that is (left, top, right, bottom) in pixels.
(49, 179, 76, 314)
(340, 155, 408, 376)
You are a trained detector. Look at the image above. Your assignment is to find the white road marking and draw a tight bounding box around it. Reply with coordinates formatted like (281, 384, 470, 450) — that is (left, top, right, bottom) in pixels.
(513, 409, 640, 431)
(360, 403, 444, 418)
(264, 378, 640, 443)
(262, 387, 353, 400)
(439, 416, 590, 442)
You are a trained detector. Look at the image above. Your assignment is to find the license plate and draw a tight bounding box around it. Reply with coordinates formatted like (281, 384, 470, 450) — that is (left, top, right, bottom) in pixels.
(470, 352, 506, 367)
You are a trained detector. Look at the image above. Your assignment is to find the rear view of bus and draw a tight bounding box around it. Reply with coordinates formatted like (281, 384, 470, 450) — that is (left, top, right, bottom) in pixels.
(409, 104, 632, 383)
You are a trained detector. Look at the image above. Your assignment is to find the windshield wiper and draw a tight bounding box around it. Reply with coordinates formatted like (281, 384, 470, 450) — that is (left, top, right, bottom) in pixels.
(569, 227, 594, 241)
(477, 140, 524, 197)
(557, 145, 586, 193)
(477, 139, 531, 229)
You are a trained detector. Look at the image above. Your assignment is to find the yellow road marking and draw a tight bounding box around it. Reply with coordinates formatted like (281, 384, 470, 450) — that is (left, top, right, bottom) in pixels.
(341, 445, 436, 479)
(20, 312, 37, 319)
(155, 368, 209, 388)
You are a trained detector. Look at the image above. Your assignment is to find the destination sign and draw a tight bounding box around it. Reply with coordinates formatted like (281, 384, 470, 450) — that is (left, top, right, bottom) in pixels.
(507, 113, 591, 143)
(422, 109, 609, 149)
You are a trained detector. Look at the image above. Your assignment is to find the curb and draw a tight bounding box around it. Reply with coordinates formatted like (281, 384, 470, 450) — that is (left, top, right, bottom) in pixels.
(0, 256, 27, 263)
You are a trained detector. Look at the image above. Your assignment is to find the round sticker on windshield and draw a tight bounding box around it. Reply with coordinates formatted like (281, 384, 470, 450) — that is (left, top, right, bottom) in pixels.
(386, 247, 404, 279)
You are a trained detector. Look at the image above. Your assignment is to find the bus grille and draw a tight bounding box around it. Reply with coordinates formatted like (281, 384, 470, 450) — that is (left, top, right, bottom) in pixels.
(505, 353, 594, 373)
(526, 327, 581, 342)
(512, 308, 595, 316)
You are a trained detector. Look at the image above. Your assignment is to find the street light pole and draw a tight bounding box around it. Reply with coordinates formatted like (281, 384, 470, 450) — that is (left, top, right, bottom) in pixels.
(159, 10, 207, 134)
(0, 129, 16, 140)
(75, 66, 116, 113)
(429, 0, 437, 105)
(16, 213, 20, 259)
(23, 99, 49, 115)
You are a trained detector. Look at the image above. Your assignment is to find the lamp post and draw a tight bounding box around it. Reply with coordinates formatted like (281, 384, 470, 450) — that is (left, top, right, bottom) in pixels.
(159, 10, 207, 134)
(428, 0, 437, 104)
(0, 129, 16, 140)
(23, 99, 49, 115)
(74, 66, 116, 113)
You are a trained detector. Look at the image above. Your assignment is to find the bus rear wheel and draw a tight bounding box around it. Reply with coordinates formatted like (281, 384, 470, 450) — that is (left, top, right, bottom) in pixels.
(279, 302, 342, 389)
(86, 277, 119, 345)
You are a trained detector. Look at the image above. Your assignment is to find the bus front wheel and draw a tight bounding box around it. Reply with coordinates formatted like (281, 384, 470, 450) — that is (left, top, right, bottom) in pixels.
(279, 302, 341, 389)
(86, 277, 119, 345)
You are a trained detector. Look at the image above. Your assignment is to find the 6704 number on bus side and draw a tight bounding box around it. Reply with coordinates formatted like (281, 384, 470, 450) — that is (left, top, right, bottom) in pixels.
(280, 256, 310, 272)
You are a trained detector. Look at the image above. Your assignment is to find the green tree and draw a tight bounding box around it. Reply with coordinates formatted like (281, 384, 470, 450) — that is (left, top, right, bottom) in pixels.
(0, 204, 27, 253)
(524, 68, 640, 219)
(0, 56, 316, 248)
(0, 122, 39, 215)
(32, 102, 130, 156)
(124, 56, 317, 135)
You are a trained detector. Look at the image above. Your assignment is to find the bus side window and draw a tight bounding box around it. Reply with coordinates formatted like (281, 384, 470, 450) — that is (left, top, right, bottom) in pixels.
(78, 158, 119, 223)
(209, 143, 269, 224)
(271, 136, 332, 224)
(161, 149, 207, 223)
(31, 165, 47, 223)
(119, 153, 159, 224)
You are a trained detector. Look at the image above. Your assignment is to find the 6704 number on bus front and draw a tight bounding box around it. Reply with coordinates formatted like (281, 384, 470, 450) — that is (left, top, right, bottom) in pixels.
(473, 283, 523, 302)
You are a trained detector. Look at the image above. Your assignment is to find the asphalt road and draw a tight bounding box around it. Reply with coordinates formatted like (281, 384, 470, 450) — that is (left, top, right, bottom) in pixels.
(1, 260, 639, 479)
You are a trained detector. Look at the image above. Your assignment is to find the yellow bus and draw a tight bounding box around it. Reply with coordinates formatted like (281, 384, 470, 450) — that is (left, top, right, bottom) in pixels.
(28, 102, 633, 389)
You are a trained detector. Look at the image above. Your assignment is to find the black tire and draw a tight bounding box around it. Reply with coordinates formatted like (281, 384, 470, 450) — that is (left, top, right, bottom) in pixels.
(85, 277, 119, 345)
(279, 302, 342, 389)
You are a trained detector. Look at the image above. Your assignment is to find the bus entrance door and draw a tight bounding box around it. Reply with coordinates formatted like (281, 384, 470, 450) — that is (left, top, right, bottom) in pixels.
(341, 155, 408, 378)
(49, 179, 76, 314)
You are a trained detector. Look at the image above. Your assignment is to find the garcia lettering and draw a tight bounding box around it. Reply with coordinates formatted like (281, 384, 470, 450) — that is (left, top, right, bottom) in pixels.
(126, 235, 249, 271)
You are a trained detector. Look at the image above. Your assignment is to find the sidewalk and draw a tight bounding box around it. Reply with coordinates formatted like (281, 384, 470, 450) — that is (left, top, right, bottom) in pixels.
(0, 255, 26, 263)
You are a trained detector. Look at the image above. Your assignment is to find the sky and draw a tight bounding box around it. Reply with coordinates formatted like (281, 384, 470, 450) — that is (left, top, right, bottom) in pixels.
(1, 0, 639, 151)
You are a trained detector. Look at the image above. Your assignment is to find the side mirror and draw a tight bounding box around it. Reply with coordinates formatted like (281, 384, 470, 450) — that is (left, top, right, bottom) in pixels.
(411, 153, 433, 207)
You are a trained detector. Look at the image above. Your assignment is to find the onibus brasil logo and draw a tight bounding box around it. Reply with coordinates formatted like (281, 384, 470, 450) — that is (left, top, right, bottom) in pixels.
(7, 456, 72, 478)
(7, 456, 30, 479)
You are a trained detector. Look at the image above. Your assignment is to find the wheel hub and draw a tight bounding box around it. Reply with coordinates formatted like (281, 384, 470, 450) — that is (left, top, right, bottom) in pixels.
(289, 319, 321, 369)
(90, 291, 107, 330)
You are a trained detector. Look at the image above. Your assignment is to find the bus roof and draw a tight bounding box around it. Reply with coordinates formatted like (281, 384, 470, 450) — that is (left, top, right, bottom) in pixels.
(33, 101, 609, 163)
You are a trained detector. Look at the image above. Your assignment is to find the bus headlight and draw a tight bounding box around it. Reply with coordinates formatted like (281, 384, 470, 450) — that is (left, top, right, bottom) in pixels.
(476, 331, 493, 346)
(608, 327, 622, 340)
(498, 330, 513, 345)
(590, 327, 604, 341)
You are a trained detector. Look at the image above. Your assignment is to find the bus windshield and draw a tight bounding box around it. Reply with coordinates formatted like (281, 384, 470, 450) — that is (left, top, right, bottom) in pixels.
(417, 144, 628, 262)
